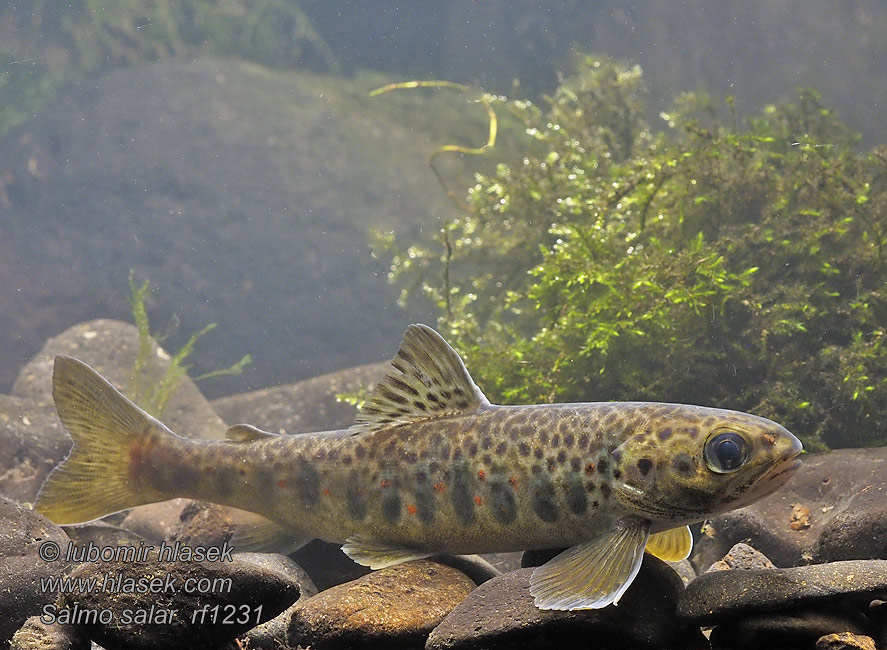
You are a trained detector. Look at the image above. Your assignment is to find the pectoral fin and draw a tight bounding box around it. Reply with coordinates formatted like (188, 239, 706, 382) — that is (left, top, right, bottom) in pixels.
(645, 525, 692, 562)
(529, 517, 651, 610)
(342, 534, 434, 569)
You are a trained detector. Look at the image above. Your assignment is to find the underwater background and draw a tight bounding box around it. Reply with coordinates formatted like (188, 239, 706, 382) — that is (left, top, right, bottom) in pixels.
(1, 1, 886, 451)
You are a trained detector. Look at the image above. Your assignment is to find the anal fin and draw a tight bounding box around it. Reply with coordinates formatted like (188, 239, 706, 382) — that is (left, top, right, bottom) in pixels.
(529, 517, 651, 610)
(645, 525, 692, 562)
(342, 534, 434, 570)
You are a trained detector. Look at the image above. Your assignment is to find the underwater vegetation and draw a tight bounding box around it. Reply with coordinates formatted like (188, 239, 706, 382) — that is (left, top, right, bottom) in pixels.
(379, 56, 887, 452)
(127, 273, 251, 417)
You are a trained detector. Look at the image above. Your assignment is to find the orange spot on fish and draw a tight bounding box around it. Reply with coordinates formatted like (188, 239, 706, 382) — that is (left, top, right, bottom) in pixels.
(764, 432, 777, 445)
(406, 504, 418, 516)
(380, 479, 392, 488)
(322, 488, 331, 497)
(276, 479, 288, 489)
(508, 476, 519, 489)
(474, 496, 484, 506)
(477, 469, 486, 481)
(585, 462, 596, 475)
(433, 482, 446, 493)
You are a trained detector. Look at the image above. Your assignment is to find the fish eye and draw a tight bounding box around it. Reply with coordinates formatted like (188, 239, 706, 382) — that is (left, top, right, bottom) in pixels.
(704, 431, 749, 473)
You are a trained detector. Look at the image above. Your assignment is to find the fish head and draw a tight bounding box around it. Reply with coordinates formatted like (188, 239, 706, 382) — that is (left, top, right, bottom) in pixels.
(610, 406, 803, 525)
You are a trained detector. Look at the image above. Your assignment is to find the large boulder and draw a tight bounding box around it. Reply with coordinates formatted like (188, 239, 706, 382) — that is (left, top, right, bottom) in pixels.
(0, 58, 448, 397)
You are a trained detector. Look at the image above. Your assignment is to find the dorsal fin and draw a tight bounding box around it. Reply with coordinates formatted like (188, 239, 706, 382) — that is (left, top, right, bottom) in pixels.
(225, 424, 280, 442)
(354, 324, 489, 431)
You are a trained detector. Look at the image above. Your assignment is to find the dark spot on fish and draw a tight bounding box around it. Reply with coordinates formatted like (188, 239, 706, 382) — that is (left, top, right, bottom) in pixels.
(451, 462, 475, 524)
(382, 482, 402, 525)
(613, 469, 622, 479)
(412, 400, 428, 412)
(551, 434, 560, 447)
(540, 432, 549, 445)
(531, 464, 541, 475)
(405, 451, 418, 463)
(600, 483, 612, 499)
(534, 447, 544, 460)
(426, 392, 442, 404)
(468, 443, 478, 457)
(313, 449, 327, 462)
(564, 433, 574, 448)
(415, 479, 436, 524)
(592, 500, 599, 508)
(390, 376, 419, 396)
(532, 476, 559, 523)
(420, 449, 430, 460)
(490, 481, 517, 524)
(440, 390, 452, 401)
(496, 442, 507, 455)
(579, 433, 589, 448)
(557, 451, 567, 465)
(453, 447, 463, 461)
(347, 472, 367, 521)
(565, 474, 588, 514)
(658, 427, 673, 442)
(327, 449, 339, 462)
(685, 426, 699, 439)
(673, 452, 695, 475)
(597, 458, 608, 472)
(297, 459, 320, 506)
(571, 457, 582, 473)
(637, 458, 653, 476)
(355, 444, 366, 460)
(482, 454, 492, 465)
(214, 470, 235, 497)
(519, 442, 530, 456)
(547, 457, 557, 472)
(586, 481, 596, 492)
(482, 436, 492, 450)
(440, 444, 451, 461)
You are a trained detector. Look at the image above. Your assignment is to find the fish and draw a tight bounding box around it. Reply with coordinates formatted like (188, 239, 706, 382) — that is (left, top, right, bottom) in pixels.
(35, 324, 802, 610)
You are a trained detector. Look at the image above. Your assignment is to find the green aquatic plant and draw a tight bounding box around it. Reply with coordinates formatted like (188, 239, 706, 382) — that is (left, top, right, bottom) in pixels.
(380, 56, 887, 451)
(128, 273, 251, 416)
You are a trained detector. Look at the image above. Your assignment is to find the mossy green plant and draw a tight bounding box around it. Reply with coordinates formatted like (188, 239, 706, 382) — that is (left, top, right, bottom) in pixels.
(380, 55, 886, 451)
(128, 272, 251, 416)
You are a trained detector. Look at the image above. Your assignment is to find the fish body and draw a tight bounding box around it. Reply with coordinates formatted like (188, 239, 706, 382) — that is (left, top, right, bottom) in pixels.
(37, 324, 802, 609)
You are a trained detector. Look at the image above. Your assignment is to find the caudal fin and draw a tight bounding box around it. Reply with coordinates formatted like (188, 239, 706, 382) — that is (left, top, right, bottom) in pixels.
(36, 355, 167, 524)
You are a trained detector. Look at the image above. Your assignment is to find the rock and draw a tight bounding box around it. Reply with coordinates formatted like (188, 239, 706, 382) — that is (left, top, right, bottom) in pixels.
(54, 553, 300, 650)
(234, 553, 318, 650)
(432, 554, 502, 585)
(10, 615, 89, 650)
(287, 560, 475, 650)
(669, 559, 697, 586)
(61, 522, 150, 549)
(290, 539, 372, 591)
(427, 555, 706, 650)
(12, 320, 227, 441)
(678, 559, 887, 625)
(0, 496, 72, 645)
(691, 447, 887, 570)
(816, 632, 878, 650)
(0, 58, 444, 398)
(708, 610, 871, 650)
(707, 542, 777, 572)
(0, 395, 70, 504)
(119, 499, 194, 542)
(211, 361, 390, 434)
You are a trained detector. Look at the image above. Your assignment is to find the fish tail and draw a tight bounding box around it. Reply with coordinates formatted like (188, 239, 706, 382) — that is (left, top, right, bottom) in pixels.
(36, 355, 169, 524)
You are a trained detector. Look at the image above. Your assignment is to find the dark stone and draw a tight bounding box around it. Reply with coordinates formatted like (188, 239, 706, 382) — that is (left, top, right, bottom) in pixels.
(679, 560, 887, 625)
(0, 395, 70, 503)
(9, 615, 90, 650)
(709, 611, 871, 650)
(291, 540, 371, 592)
(432, 554, 502, 585)
(427, 555, 704, 650)
(287, 560, 475, 650)
(56, 553, 300, 650)
(235, 553, 318, 650)
(0, 496, 72, 645)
